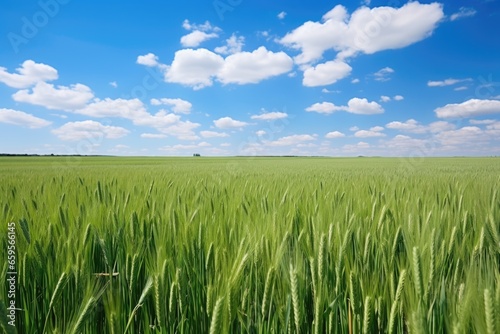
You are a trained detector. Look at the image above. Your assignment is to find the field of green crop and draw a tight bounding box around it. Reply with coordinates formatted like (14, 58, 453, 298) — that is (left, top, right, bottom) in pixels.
(1, 156, 499, 333)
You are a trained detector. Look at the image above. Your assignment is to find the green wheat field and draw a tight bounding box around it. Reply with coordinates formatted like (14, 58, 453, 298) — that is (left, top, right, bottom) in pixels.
(1, 156, 499, 333)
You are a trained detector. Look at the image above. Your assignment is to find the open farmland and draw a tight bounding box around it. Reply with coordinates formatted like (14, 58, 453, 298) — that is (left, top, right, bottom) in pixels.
(1, 156, 499, 333)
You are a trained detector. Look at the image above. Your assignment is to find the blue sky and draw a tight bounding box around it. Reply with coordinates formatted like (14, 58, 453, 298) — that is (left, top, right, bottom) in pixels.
(0, 0, 499, 156)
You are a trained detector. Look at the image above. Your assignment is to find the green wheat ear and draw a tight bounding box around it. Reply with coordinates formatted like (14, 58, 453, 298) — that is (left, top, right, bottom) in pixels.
(18, 218, 30, 244)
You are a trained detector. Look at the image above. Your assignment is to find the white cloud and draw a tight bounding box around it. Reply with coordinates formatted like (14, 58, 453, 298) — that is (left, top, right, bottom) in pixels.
(469, 119, 496, 125)
(393, 95, 404, 101)
(200, 130, 229, 138)
(325, 131, 345, 139)
(165, 48, 224, 89)
(141, 46, 293, 89)
(221, 143, 231, 147)
(280, 2, 443, 64)
(305, 102, 342, 114)
(351, 78, 360, 84)
(380, 95, 391, 102)
(12, 82, 94, 111)
(182, 20, 220, 32)
(77, 98, 147, 120)
(278, 11, 287, 20)
(349, 126, 359, 131)
(427, 78, 472, 87)
(0, 60, 58, 88)
(251, 111, 288, 121)
(427, 121, 456, 133)
(150, 98, 192, 114)
(0, 108, 51, 128)
(136, 110, 183, 129)
(214, 34, 245, 55)
(214, 116, 249, 129)
(218, 47, 293, 84)
(454, 86, 468, 91)
(302, 60, 352, 86)
(434, 126, 485, 147)
(450, 7, 477, 21)
(256, 130, 266, 136)
(158, 121, 201, 140)
(386, 119, 423, 133)
(22, 90, 81, 114)
(109, 81, 118, 88)
(137, 53, 161, 67)
(347, 97, 384, 114)
(306, 97, 383, 115)
(374, 67, 394, 82)
(140, 133, 167, 139)
(181, 31, 219, 47)
(180, 20, 220, 47)
(355, 126, 385, 138)
(52, 120, 129, 141)
(321, 88, 340, 93)
(386, 119, 455, 133)
(435, 99, 500, 118)
(266, 134, 316, 146)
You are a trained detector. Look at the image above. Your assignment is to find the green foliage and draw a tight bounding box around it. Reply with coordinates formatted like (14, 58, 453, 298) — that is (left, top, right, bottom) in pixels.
(0, 156, 499, 333)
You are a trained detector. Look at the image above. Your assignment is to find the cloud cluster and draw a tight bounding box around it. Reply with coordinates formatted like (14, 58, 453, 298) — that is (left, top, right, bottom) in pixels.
(143, 46, 293, 89)
(0, 108, 51, 128)
(280, 2, 443, 64)
(0, 60, 58, 88)
(306, 98, 384, 115)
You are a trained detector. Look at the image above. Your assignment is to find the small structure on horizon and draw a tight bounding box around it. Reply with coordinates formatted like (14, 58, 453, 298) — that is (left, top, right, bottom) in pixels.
(193, 153, 201, 157)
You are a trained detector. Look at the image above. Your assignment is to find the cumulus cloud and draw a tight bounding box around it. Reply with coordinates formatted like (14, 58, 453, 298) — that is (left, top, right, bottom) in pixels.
(200, 130, 229, 138)
(251, 111, 288, 121)
(77, 98, 148, 120)
(280, 2, 444, 64)
(354, 126, 385, 137)
(0, 60, 58, 88)
(52, 120, 129, 141)
(165, 48, 224, 90)
(158, 121, 201, 140)
(325, 131, 345, 138)
(180, 20, 220, 47)
(306, 97, 384, 115)
(0, 108, 51, 128)
(214, 34, 245, 55)
(302, 60, 352, 86)
(393, 95, 404, 101)
(347, 98, 384, 114)
(427, 78, 472, 87)
(434, 99, 500, 118)
(386, 119, 455, 133)
(181, 31, 219, 47)
(305, 102, 342, 114)
(137, 53, 161, 67)
(150, 98, 192, 114)
(12, 82, 94, 111)
(380, 95, 391, 102)
(214, 116, 249, 129)
(278, 11, 287, 20)
(450, 7, 477, 21)
(140, 46, 293, 89)
(218, 47, 293, 84)
(256, 130, 266, 136)
(266, 134, 316, 146)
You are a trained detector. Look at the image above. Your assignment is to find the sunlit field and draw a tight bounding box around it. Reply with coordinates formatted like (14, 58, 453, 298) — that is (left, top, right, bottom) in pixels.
(1, 156, 499, 333)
